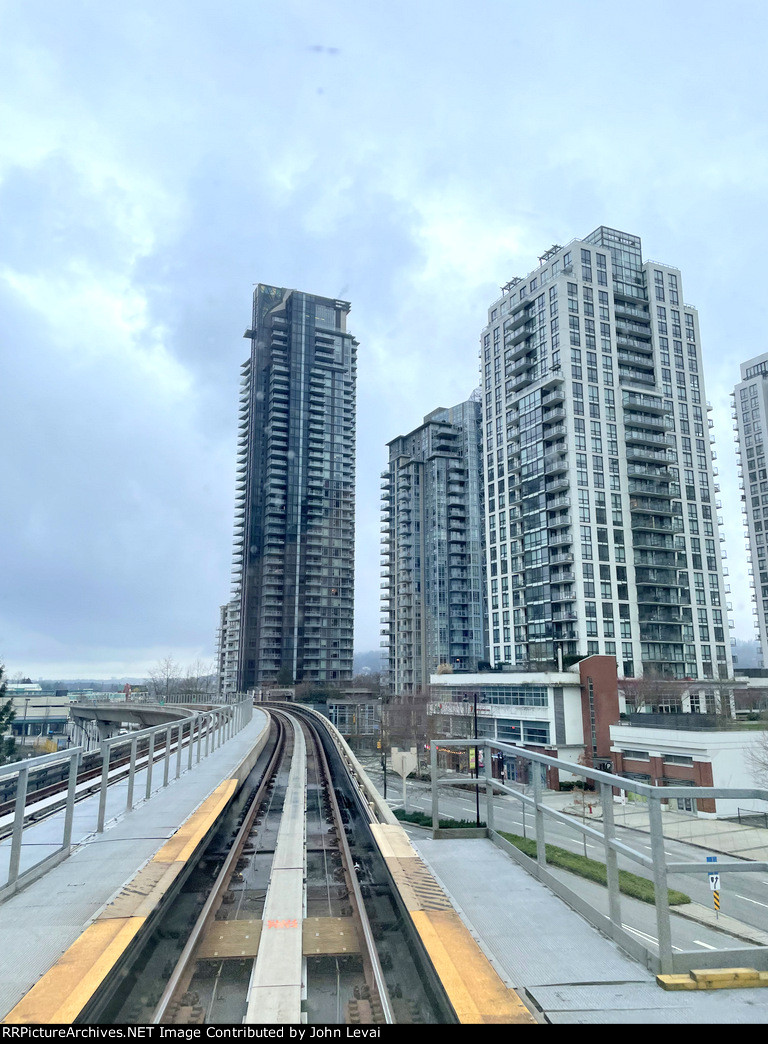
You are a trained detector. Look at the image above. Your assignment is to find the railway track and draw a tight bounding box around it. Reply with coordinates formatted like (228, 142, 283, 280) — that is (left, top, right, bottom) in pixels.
(150, 709, 393, 1024)
(85, 707, 453, 1025)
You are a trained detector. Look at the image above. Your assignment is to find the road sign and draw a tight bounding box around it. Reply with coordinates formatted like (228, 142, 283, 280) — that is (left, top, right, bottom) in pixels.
(708, 873, 720, 891)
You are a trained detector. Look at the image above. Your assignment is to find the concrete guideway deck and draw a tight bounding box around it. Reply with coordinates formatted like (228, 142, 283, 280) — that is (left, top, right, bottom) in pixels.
(291, 704, 539, 1024)
(245, 713, 307, 1024)
(0, 710, 270, 1024)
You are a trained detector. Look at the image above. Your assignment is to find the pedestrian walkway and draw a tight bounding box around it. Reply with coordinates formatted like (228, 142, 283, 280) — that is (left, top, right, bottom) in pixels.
(410, 833, 768, 1024)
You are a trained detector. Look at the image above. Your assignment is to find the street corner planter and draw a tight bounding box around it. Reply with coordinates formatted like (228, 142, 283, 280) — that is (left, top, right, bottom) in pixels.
(432, 827, 488, 839)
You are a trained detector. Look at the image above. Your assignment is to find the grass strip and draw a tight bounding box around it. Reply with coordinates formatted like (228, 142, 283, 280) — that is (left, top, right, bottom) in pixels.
(499, 832, 690, 906)
(394, 808, 486, 830)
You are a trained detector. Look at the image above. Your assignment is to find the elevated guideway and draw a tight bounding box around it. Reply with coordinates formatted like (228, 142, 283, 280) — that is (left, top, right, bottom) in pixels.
(5, 702, 768, 1024)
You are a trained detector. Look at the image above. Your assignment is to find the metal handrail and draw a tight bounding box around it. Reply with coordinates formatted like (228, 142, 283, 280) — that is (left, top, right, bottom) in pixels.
(0, 697, 252, 902)
(430, 738, 768, 975)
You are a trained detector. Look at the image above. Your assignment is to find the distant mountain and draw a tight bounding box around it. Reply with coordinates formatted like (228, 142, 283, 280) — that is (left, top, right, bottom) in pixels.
(733, 639, 762, 669)
(353, 650, 384, 675)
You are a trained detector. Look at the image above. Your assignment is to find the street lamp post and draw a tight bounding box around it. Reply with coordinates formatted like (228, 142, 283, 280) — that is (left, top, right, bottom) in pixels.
(473, 692, 480, 826)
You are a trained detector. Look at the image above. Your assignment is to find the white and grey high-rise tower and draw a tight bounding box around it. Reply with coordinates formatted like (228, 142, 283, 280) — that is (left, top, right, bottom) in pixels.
(732, 354, 768, 667)
(480, 227, 732, 681)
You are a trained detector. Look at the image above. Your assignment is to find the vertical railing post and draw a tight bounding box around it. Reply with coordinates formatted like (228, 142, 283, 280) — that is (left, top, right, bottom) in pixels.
(600, 780, 622, 935)
(163, 725, 172, 786)
(188, 718, 195, 770)
(126, 736, 138, 813)
(97, 741, 110, 833)
(485, 742, 494, 834)
(176, 722, 183, 779)
(532, 757, 546, 867)
(145, 731, 156, 800)
(62, 750, 80, 850)
(197, 716, 203, 763)
(204, 715, 211, 758)
(431, 741, 439, 833)
(648, 791, 673, 972)
(8, 766, 29, 887)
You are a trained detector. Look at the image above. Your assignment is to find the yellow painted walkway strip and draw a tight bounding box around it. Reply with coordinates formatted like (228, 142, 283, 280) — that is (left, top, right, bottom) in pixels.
(4, 917, 146, 1024)
(155, 779, 238, 863)
(410, 909, 536, 1024)
(4, 778, 240, 1024)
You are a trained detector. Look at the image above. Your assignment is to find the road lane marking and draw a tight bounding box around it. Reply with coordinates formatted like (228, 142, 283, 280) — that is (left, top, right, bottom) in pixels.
(621, 924, 682, 951)
(735, 894, 768, 909)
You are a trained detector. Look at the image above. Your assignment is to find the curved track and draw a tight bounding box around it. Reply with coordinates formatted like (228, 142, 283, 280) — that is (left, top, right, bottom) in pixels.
(152, 709, 395, 1024)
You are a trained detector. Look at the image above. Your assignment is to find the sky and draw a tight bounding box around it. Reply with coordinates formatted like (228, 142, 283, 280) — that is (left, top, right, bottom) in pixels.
(1, 0, 767, 680)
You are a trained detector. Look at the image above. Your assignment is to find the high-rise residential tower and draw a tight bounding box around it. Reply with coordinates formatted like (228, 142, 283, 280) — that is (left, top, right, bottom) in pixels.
(381, 394, 488, 694)
(480, 227, 732, 681)
(732, 354, 768, 666)
(229, 285, 357, 691)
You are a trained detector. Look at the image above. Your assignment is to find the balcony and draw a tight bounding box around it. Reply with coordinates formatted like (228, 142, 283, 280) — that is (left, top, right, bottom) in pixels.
(546, 495, 570, 510)
(545, 475, 569, 494)
(631, 516, 683, 534)
(541, 386, 565, 407)
(619, 370, 657, 387)
(543, 407, 566, 425)
(543, 452, 568, 475)
(543, 424, 567, 442)
(618, 344, 656, 367)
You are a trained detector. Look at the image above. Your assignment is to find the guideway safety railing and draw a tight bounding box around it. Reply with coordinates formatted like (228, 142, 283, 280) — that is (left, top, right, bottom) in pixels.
(430, 738, 768, 975)
(0, 697, 252, 901)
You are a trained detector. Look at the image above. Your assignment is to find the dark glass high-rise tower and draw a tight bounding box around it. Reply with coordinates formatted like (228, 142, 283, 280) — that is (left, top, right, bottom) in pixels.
(231, 285, 357, 691)
(381, 394, 488, 694)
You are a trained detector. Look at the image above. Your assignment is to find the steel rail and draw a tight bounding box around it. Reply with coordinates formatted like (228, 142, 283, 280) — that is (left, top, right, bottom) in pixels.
(303, 713, 395, 1024)
(150, 715, 286, 1024)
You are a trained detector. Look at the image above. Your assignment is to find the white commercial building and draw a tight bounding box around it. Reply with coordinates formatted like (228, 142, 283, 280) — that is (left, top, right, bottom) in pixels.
(611, 721, 768, 819)
(480, 227, 732, 682)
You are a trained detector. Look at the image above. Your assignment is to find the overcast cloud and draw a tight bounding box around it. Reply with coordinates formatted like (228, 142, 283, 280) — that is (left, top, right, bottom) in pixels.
(1, 0, 767, 679)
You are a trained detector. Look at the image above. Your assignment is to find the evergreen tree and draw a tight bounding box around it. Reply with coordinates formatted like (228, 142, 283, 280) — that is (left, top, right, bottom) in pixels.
(0, 664, 18, 765)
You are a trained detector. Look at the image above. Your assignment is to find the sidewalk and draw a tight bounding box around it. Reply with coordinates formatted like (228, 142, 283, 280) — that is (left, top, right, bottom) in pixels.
(542, 789, 768, 861)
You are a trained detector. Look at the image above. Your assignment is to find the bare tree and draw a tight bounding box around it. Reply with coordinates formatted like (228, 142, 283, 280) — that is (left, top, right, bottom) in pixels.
(180, 658, 216, 695)
(745, 723, 768, 791)
(383, 688, 431, 775)
(620, 673, 686, 713)
(148, 656, 182, 702)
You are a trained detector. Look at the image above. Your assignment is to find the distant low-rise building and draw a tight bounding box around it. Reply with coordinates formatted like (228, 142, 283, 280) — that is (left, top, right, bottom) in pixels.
(5, 684, 70, 744)
(610, 717, 768, 818)
(429, 654, 620, 788)
(326, 692, 381, 750)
